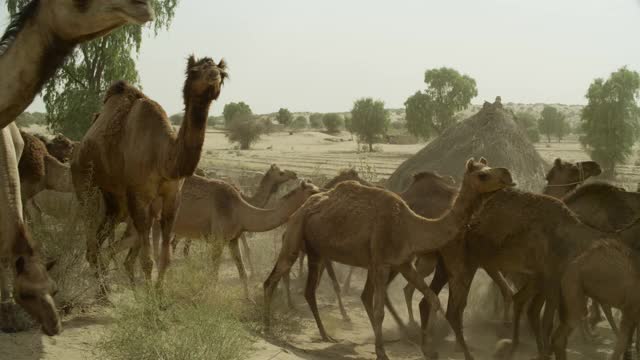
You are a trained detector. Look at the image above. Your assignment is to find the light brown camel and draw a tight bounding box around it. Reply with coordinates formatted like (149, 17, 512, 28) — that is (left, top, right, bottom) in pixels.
(0, 0, 153, 335)
(34, 134, 76, 163)
(264, 158, 515, 360)
(18, 131, 73, 203)
(171, 164, 298, 270)
(71, 56, 226, 293)
(116, 177, 319, 298)
(552, 240, 640, 360)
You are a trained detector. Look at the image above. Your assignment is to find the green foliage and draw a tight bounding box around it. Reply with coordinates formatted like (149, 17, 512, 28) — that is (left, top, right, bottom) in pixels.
(309, 113, 323, 128)
(538, 105, 567, 143)
(223, 102, 253, 128)
(351, 98, 390, 152)
(276, 108, 293, 127)
(344, 115, 353, 134)
(169, 113, 183, 126)
(8, 0, 179, 140)
(226, 114, 263, 150)
(99, 252, 250, 360)
(404, 67, 477, 138)
(322, 113, 343, 134)
(16, 112, 47, 128)
(291, 116, 308, 130)
(580, 67, 640, 175)
(514, 111, 540, 143)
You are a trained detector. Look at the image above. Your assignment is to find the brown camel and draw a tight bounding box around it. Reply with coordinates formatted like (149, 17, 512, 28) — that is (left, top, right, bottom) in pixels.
(171, 164, 298, 270)
(552, 240, 640, 360)
(116, 177, 319, 298)
(71, 56, 226, 293)
(0, 0, 153, 335)
(264, 158, 515, 360)
(18, 131, 73, 203)
(34, 134, 76, 163)
(419, 184, 640, 360)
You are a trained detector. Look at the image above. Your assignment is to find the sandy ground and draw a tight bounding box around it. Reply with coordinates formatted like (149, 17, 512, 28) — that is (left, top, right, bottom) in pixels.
(1, 130, 635, 360)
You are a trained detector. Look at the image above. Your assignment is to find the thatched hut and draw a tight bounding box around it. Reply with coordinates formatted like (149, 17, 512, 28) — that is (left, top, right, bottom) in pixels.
(387, 98, 547, 192)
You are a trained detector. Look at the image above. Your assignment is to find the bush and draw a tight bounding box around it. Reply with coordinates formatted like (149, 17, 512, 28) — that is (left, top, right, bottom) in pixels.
(309, 113, 323, 128)
(291, 116, 308, 130)
(322, 113, 343, 133)
(99, 251, 250, 360)
(223, 102, 252, 128)
(276, 108, 292, 127)
(226, 116, 263, 150)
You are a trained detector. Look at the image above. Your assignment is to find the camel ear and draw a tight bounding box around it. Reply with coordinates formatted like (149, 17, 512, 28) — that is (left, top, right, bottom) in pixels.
(187, 55, 197, 72)
(466, 158, 476, 172)
(46, 259, 57, 272)
(15, 257, 26, 275)
(554, 158, 562, 167)
(479, 157, 488, 165)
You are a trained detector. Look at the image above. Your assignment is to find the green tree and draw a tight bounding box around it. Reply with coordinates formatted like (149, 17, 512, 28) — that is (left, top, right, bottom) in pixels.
(223, 102, 252, 128)
(351, 98, 390, 152)
(169, 113, 184, 126)
(226, 113, 263, 150)
(309, 113, 323, 128)
(276, 108, 293, 127)
(538, 105, 563, 143)
(514, 111, 540, 143)
(291, 116, 308, 130)
(404, 67, 477, 138)
(344, 115, 354, 139)
(8, 0, 179, 140)
(322, 113, 343, 134)
(555, 114, 570, 142)
(580, 67, 640, 175)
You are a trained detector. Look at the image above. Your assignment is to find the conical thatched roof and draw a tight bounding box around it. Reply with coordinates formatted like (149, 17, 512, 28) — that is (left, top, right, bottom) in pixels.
(387, 98, 547, 193)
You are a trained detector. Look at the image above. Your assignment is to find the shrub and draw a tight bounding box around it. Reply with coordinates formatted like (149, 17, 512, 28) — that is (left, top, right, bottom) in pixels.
(309, 113, 323, 128)
(291, 116, 308, 130)
(226, 116, 263, 150)
(322, 113, 343, 133)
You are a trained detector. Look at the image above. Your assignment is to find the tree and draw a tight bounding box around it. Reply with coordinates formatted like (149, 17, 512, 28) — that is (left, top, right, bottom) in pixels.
(309, 113, 323, 128)
(538, 105, 565, 143)
(8, 0, 179, 140)
(276, 108, 293, 127)
(169, 113, 184, 126)
(226, 114, 263, 150)
(351, 98, 390, 152)
(580, 67, 640, 176)
(322, 113, 343, 134)
(404, 67, 477, 138)
(555, 115, 570, 142)
(291, 116, 308, 130)
(223, 102, 252, 128)
(514, 111, 540, 143)
(344, 115, 354, 139)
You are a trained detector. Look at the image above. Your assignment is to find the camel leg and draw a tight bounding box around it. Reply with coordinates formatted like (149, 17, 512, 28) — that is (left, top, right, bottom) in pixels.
(151, 220, 162, 264)
(383, 271, 409, 335)
(228, 236, 250, 300)
(611, 315, 636, 360)
(372, 265, 391, 360)
(601, 304, 619, 336)
(91, 192, 119, 297)
(124, 191, 153, 284)
(324, 260, 350, 322)
(361, 270, 375, 326)
(527, 291, 546, 355)
(342, 266, 355, 295)
(297, 253, 305, 280)
(404, 256, 437, 326)
(419, 257, 449, 359)
(587, 299, 603, 329)
(403, 281, 417, 326)
(446, 267, 477, 360)
(541, 285, 561, 356)
(486, 268, 514, 325)
(209, 238, 224, 282)
(240, 234, 254, 276)
(304, 254, 336, 342)
(283, 269, 295, 309)
(156, 191, 180, 289)
(508, 279, 538, 358)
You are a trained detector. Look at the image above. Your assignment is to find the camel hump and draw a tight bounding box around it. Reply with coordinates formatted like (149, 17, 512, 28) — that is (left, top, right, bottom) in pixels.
(104, 80, 145, 103)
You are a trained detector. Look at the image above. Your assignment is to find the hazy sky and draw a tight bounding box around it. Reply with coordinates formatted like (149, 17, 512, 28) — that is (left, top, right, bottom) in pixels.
(3, 0, 640, 116)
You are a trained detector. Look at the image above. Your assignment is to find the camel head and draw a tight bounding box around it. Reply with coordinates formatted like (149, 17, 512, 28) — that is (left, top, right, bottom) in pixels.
(545, 158, 602, 186)
(283, 179, 320, 205)
(39, 0, 154, 42)
(265, 164, 297, 187)
(12, 230, 60, 336)
(183, 56, 228, 104)
(47, 134, 75, 162)
(461, 157, 515, 194)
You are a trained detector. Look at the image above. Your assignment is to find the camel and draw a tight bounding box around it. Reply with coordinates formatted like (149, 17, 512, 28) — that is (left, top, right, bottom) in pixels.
(0, 0, 153, 334)
(171, 164, 298, 270)
(552, 240, 640, 360)
(18, 131, 73, 203)
(34, 134, 76, 163)
(71, 56, 227, 293)
(115, 177, 319, 298)
(263, 158, 515, 360)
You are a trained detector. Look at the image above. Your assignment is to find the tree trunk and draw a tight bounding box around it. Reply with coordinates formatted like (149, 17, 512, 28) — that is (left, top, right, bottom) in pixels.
(369, 142, 373, 152)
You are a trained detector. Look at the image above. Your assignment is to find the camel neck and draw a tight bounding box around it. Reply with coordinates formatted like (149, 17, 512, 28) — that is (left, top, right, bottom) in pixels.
(167, 96, 213, 179)
(0, 19, 74, 129)
(237, 192, 305, 232)
(542, 184, 577, 199)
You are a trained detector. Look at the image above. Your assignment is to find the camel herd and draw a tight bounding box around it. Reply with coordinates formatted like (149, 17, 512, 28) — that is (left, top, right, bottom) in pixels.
(1, 1, 639, 360)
